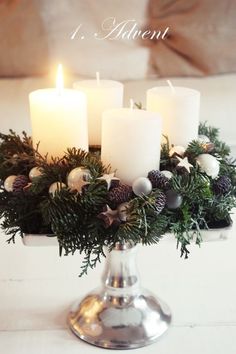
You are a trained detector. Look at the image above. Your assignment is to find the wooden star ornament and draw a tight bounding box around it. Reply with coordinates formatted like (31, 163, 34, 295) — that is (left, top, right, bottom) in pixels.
(97, 173, 120, 190)
(176, 156, 193, 173)
(98, 205, 120, 228)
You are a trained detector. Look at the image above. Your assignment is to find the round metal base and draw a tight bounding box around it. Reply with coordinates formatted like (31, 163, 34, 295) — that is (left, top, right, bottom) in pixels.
(68, 243, 171, 349)
(68, 289, 171, 349)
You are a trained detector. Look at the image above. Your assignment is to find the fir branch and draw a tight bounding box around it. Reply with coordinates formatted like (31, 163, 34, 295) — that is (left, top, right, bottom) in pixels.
(199, 122, 219, 141)
(170, 171, 212, 202)
(199, 122, 230, 158)
(160, 135, 176, 170)
(64, 148, 107, 179)
(0, 126, 235, 275)
(185, 140, 206, 159)
(0, 130, 36, 180)
(79, 245, 105, 277)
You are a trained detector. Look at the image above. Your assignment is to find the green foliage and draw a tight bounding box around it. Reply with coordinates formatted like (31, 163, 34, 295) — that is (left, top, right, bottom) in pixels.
(185, 140, 206, 160)
(0, 125, 236, 275)
(220, 158, 236, 189)
(199, 122, 230, 158)
(160, 135, 177, 171)
(115, 191, 168, 246)
(170, 171, 212, 202)
(162, 171, 212, 258)
(30, 148, 108, 195)
(0, 130, 36, 180)
(160, 122, 236, 257)
(0, 185, 51, 243)
(64, 148, 107, 179)
(41, 180, 109, 276)
(199, 122, 219, 141)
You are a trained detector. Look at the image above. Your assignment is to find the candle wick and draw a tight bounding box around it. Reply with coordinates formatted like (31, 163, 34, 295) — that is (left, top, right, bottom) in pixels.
(96, 71, 100, 86)
(130, 98, 134, 110)
(167, 80, 175, 94)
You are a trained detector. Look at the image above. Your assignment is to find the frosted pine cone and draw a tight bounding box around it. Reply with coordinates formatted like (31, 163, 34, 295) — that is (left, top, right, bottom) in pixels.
(155, 192, 166, 214)
(12, 175, 29, 193)
(108, 184, 133, 208)
(148, 170, 170, 190)
(213, 176, 231, 195)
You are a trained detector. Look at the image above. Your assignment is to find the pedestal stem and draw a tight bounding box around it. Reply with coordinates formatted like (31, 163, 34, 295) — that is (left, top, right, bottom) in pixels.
(68, 243, 171, 349)
(103, 243, 140, 295)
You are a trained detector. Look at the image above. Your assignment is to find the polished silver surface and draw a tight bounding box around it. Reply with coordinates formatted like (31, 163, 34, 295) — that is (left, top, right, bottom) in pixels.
(68, 243, 171, 349)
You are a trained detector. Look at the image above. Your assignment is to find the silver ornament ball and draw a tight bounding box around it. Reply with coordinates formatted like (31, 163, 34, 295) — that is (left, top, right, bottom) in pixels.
(67, 167, 91, 192)
(4, 175, 17, 192)
(166, 190, 183, 209)
(49, 182, 66, 196)
(196, 154, 219, 178)
(132, 177, 152, 197)
(29, 167, 43, 181)
(197, 135, 210, 144)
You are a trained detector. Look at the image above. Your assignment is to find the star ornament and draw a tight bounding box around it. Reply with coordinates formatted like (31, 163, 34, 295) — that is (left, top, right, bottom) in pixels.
(98, 205, 120, 228)
(97, 173, 120, 190)
(176, 156, 193, 173)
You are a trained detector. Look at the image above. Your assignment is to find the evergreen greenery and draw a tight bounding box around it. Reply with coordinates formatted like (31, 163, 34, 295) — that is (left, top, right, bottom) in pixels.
(0, 125, 235, 275)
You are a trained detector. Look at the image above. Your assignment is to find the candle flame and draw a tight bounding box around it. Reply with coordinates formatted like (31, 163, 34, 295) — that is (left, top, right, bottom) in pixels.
(56, 64, 64, 95)
(167, 79, 175, 94)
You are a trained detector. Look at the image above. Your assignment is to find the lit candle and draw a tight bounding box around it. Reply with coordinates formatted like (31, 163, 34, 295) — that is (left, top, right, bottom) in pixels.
(101, 107, 162, 185)
(74, 74, 123, 147)
(29, 64, 88, 159)
(146, 83, 200, 147)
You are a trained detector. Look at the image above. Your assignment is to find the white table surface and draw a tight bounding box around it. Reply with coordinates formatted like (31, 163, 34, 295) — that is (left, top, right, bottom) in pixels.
(0, 213, 236, 354)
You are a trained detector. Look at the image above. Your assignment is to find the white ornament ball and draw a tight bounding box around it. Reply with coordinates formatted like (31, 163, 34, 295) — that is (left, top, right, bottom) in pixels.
(196, 154, 220, 178)
(132, 177, 152, 197)
(169, 145, 185, 157)
(49, 182, 66, 196)
(161, 170, 173, 180)
(117, 202, 129, 222)
(67, 167, 91, 192)
(197, 135, 210, 144)
(4, 175, 17, 192)
(29, 167, 43, 181)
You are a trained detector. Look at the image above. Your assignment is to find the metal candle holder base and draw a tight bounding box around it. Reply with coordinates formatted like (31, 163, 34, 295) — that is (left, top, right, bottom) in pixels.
(68, 243, 171, 350)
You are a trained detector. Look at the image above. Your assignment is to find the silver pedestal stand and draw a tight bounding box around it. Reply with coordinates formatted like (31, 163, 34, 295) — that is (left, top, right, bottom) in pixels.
(68, 243, 171, 349)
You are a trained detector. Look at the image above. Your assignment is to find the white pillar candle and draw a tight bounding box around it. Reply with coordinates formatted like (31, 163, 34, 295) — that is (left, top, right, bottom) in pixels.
(146, 85, 200, 147)
(101, 108, 162, 185)
(74, 74, 123, 146)
(29, 65, 88, 159)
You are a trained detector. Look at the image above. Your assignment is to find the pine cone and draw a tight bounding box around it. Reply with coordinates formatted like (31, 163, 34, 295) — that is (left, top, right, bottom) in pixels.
(12, 175, 29, 193)
(155, 192, 166, 214)
(108, 184, 133, 208)
(213, 176, 231, 195)
(148, 170, 170, 190)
